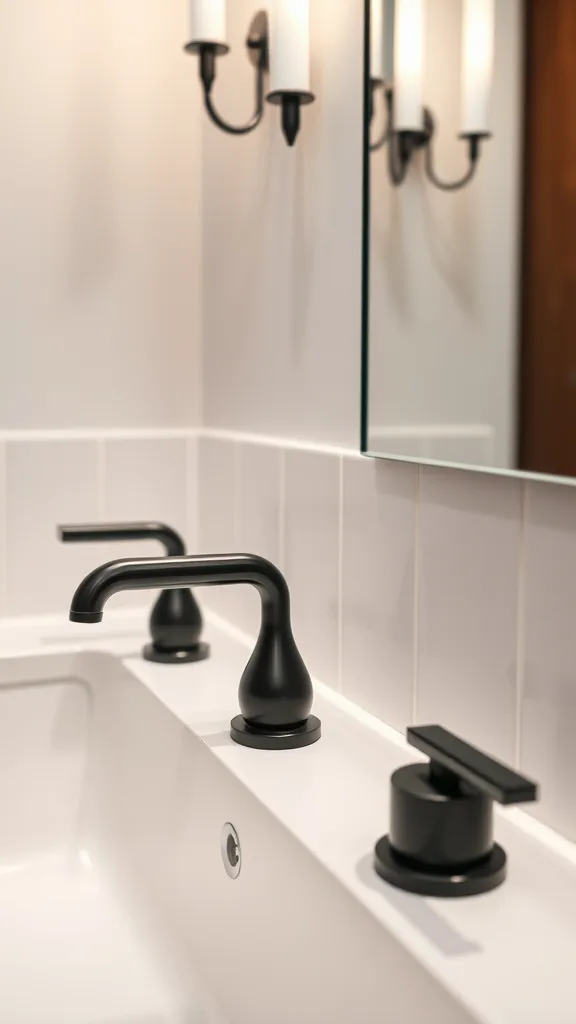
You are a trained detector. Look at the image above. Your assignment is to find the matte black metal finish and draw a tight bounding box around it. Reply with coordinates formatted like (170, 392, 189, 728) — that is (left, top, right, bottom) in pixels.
(374, 725, 538, 898)
(68, 553, 321, 750)
(389, 763, 494, 868)
(58, 522, 187, 556)
(374, 837, 507, 898)
(230, 714, 321, 750)
(267, 89, 316, 147)
(184, 11, 268, 138)
(407, 725, 538, 805)
(58, 522, 209, 665)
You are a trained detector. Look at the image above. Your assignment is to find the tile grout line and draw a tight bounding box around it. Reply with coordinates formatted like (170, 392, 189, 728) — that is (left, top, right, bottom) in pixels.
(1, 442, 8, 616)
(201, 427, 361, 460)
(337, 455, 344, 694)
(96, 438, 106, 518)
(232, 441, 240, 550)
(412, 465, 422, 725)
(278, 448, 287, 570)
(515, 481, 528, 770)
(185, 436, 197, 550)
(0, 428, 198, 443)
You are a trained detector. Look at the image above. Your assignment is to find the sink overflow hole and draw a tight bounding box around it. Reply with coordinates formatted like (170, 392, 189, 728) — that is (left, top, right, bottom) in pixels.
(221, 823, 241, 879)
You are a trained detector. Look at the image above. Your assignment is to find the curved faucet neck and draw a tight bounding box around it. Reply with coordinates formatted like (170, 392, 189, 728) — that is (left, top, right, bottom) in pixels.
(58, 522, 186, 557)
(70, 553, 290, 629)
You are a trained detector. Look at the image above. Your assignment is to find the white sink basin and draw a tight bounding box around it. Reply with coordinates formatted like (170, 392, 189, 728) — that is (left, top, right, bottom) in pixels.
(0, 651, 226, 1023)
(2, 649, 458, 1024)
(4, 627, 576, 1024)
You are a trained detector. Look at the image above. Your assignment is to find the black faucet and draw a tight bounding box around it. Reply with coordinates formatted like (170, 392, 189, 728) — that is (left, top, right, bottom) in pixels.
(68, 552, 321, 750)
(58, 522, 209, 666)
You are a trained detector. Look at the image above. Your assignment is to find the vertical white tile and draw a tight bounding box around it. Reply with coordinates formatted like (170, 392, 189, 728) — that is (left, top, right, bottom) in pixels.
(102, 437, 188, 607)
(284, 450, 340, 687)
(186, 436, 199, 554)
(341, 456, 417, 732)
(198, 437, 237, 621)
(0, 443, 7, 616)
(234, 443, 283, 638)
(417, 467, 522, 764)
(6, 440, 101, 615)
(521, 481, 576, 842)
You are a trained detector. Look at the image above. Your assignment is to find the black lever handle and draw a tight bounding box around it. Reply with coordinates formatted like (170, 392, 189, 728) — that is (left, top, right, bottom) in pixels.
(58, 522, 185, 557)
(408, 725, 538, 805)
(374, 725, 539, 897)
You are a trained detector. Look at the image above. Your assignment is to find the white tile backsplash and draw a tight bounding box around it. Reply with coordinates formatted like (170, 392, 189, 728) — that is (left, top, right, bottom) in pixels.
(3, 426, 576, 848)
(341, 456, 417, 732)
(197, 436, 238, 622)
(102, 437, 189, 608)
(284, 450, 341, 686)
(521, 482, 576, 842)
(416, 467, 522, 764)
(6, 440, 103, 615)
(234, 443, 283, 637)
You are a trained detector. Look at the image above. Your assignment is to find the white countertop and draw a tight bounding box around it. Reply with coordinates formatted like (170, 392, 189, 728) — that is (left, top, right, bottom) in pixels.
(2, 607, 576, 1024)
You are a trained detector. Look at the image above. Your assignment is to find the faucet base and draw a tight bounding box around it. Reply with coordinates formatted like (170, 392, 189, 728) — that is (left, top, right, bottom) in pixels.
(230, 714, 321, 750)
(142, 642, 211, 665)
(373, 836, 507, 898)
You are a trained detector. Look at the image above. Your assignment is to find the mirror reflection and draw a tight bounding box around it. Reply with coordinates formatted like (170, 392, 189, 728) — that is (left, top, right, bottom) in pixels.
(364, 0, 575, 479)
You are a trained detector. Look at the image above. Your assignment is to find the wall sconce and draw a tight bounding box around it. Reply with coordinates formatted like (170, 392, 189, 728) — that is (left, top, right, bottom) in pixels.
(370, 0, 494, 191)
(185, 1, 315, 147)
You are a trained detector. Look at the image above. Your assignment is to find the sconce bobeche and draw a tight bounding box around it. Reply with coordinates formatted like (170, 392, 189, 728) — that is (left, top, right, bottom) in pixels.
(369, 80, 491, 191)
(185, 8, 315, 147)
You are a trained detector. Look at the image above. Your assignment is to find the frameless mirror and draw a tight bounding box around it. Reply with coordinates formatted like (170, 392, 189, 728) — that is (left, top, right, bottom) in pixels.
(362, 0, 576, 481)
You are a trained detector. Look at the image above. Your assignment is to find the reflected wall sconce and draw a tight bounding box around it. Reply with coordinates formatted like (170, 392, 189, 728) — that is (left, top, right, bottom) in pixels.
(185, 1, 315, 146)
(370, 0, 494, 190)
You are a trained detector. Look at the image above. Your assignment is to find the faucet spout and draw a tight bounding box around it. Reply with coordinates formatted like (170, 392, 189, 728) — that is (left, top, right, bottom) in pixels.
(69, 553, 320, 751)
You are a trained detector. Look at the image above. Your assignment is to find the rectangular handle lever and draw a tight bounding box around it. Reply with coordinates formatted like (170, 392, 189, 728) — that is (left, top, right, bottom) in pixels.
(408, 725, 538, 806)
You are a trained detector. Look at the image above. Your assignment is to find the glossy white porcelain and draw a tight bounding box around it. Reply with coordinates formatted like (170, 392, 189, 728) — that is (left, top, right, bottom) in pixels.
(3, 614, 576, 1024)
(0, 650, 225, 1023)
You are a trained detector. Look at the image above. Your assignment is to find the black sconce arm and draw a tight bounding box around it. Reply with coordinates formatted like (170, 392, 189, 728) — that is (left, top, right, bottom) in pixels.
(423, 129, 491, 192)
(192, 42, 265, 136)
(184, 12, 269, 139)
(369, 80, 390, 152)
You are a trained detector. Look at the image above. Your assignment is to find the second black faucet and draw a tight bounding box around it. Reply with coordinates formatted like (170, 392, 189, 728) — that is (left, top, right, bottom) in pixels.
(58, 521, 209, 665)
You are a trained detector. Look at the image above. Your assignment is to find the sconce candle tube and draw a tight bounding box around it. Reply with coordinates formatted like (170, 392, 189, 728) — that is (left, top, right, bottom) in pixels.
(461, 0, 495, 135)
(267, 0, 314, 146)
(189, 0, 228, 49)
(394, 0, 425, 132)
(269, 0, 311, 95)
(371, 0, 385, 82)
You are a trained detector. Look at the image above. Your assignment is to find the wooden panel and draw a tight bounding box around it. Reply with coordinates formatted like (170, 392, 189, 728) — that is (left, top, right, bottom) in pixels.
(520, 0, 576, 475)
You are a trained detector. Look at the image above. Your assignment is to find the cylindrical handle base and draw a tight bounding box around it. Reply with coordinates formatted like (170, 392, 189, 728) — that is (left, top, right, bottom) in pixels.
(390, 763, 494, 871)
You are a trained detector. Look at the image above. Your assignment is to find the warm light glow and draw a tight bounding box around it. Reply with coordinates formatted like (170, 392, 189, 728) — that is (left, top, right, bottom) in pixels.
(269, 0, 311, 95)
(189, 0, 227, 46)
(394, 0, 425, 131)
(79, 850, 94, 871)
(461, 0, 495, 134)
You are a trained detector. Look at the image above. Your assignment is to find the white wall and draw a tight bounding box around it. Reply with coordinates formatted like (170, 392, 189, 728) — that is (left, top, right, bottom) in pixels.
(201, 0, 363, 448)
(0, 0, 201, 429)
(368, 0, 523, 469)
